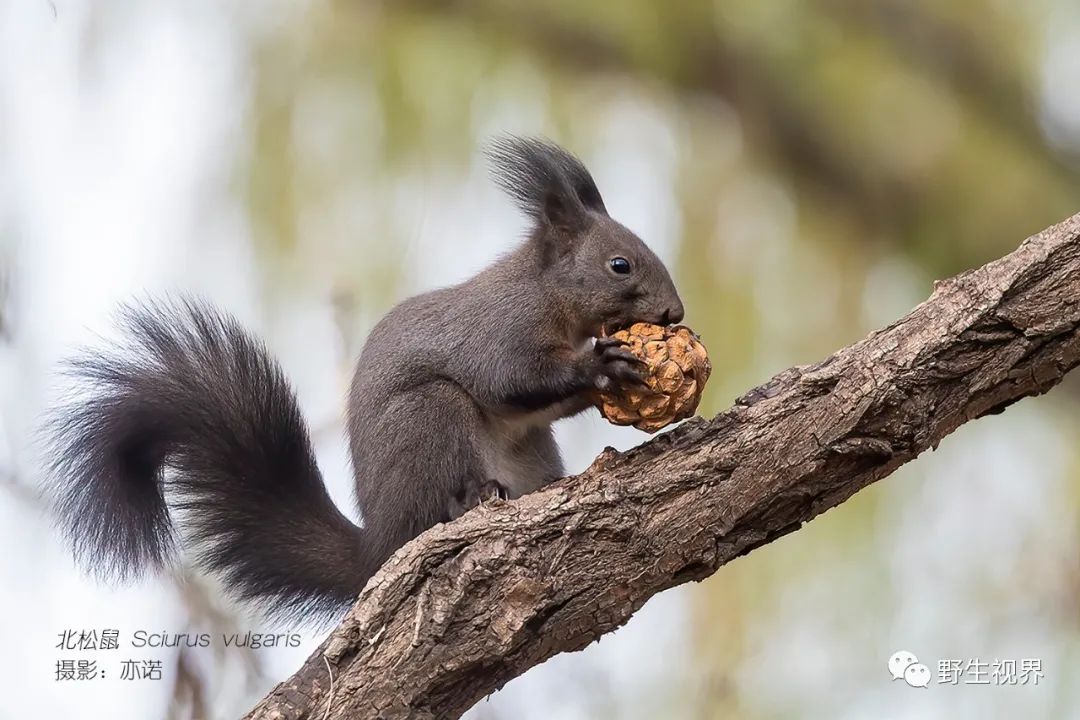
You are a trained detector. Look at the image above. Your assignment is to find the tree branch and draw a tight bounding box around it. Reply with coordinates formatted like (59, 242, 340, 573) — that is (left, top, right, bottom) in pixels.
(245, 212, 1080, 719)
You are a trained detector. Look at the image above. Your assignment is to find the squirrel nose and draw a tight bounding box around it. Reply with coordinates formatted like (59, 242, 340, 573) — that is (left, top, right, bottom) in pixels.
(661, 303, 684, 325)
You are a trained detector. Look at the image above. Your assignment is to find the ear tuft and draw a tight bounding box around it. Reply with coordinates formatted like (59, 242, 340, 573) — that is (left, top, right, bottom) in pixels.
(486, 136, 607, 231)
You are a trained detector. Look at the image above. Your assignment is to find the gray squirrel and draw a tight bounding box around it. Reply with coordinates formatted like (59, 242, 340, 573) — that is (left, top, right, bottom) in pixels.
(47, 137, 684, 622)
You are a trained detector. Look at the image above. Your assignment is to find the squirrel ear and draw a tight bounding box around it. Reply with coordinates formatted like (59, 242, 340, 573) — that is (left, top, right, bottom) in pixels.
(542, 188, 589, 234)
(571, 175, 606, 216)
(486, 135, 607, 231)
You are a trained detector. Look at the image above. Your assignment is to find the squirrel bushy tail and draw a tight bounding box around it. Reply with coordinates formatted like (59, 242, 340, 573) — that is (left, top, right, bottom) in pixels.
(47, 299, 373, 620)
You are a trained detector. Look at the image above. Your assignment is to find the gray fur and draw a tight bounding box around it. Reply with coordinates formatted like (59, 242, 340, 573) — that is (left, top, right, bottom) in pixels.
(46, 136, 684, 623)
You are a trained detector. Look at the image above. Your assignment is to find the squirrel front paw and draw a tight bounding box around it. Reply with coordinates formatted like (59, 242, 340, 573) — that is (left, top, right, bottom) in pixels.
(589, 337, 647, 391)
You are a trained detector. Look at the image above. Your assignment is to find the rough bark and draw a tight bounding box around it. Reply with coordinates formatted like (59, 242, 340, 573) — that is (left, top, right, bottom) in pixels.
(245, 212, 1080, 719)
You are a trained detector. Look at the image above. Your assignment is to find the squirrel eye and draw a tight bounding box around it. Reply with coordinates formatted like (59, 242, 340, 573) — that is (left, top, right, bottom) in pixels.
(609, 257, 631, 275)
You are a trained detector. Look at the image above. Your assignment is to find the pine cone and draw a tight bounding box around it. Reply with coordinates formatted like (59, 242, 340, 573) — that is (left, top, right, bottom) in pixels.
(594, 323, 711, 433)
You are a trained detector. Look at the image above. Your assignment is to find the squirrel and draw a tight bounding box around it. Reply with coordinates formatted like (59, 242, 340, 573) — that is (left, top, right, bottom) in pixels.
(46, 136, 685, 622)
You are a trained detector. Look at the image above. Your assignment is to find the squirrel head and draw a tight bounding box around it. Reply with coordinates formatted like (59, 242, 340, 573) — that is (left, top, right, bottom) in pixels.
(487, 136, 684, 336)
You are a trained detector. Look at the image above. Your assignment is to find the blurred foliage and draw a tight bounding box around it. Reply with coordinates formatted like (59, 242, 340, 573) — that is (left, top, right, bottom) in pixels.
(236, 1, 1080, 717)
